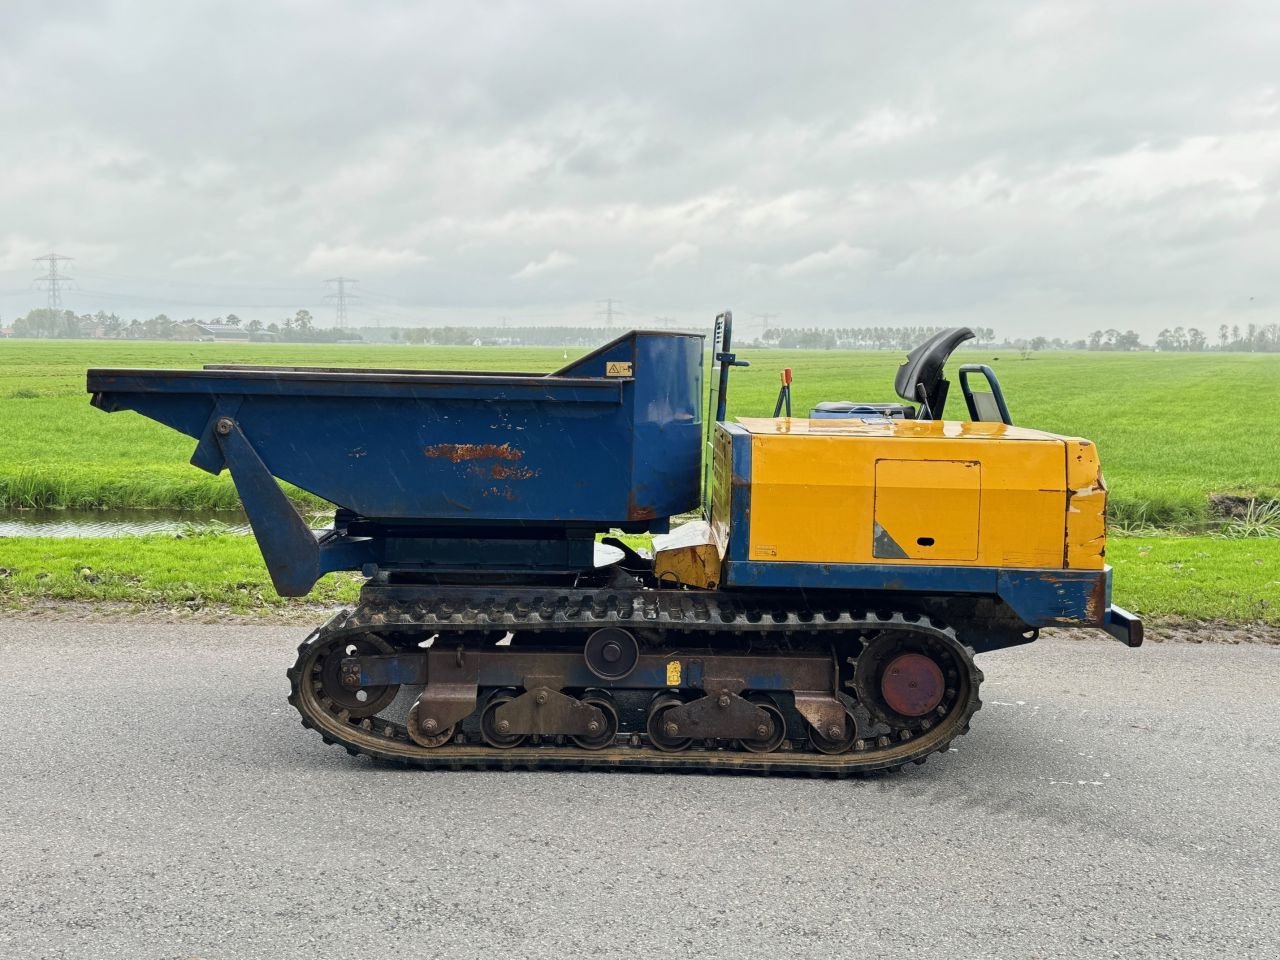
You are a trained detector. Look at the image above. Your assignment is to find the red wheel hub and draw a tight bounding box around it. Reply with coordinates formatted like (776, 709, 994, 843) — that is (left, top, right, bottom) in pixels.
(880, 653, 945, 717)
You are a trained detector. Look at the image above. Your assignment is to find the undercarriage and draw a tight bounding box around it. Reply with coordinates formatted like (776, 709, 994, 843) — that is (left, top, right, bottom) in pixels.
(287, 580, 987, 776)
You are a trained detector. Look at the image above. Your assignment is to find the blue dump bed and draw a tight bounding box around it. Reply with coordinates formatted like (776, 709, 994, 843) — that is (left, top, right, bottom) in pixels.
(88, 331, 704, 594)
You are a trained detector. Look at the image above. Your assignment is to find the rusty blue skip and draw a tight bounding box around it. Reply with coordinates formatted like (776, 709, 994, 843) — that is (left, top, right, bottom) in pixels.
(87, 330, 705, 595)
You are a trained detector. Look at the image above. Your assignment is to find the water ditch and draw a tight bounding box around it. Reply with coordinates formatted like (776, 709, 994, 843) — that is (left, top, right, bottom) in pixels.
(0, 508, 255, 538)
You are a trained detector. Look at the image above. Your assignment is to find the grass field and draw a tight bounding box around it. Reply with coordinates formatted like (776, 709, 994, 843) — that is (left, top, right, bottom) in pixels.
(0, 533, 362, 610)
(3, 338, 1279, 525)
(1, 533, 1274, 624)
(1, 337, 1276, 623)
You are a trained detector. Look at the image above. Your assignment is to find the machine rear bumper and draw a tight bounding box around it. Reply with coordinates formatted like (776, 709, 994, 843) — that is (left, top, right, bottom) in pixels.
(722, 559, 1136, 636)
(1103, 605, 1144, 647)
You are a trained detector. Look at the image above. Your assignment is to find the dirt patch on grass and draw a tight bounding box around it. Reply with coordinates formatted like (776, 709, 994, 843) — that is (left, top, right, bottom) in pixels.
(1207, 493, 1280, 519)
(1138, 622, 1280, 644)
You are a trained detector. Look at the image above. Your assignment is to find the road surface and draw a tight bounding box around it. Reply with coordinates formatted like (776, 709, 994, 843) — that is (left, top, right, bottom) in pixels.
(1, 622, 1276, 959)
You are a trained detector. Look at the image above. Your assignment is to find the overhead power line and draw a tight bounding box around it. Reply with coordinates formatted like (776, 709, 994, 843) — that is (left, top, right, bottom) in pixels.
(75, 287, 315, 310)
(75, 267, 314, 295)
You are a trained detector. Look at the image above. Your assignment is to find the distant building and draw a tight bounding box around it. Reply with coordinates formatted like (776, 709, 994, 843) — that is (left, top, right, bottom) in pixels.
(173, 322, 251, 342)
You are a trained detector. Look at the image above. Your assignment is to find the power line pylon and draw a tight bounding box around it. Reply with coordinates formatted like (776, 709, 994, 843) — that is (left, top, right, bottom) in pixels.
(325, 276, 358, 327)
(752, 312, 779, 340)
(596, 298, 624, 328)
(34, 253, 74, 313)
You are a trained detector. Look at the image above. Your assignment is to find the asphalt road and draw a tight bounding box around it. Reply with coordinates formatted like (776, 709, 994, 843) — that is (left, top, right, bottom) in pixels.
(1, 622, 1277, 960)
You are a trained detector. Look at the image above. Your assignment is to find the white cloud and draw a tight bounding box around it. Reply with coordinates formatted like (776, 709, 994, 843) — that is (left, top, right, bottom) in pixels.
(1230, 86, 1280, 121)
(839, 108, 938, 148)
(171, 250, 246, 269)
(1039, 133, 1280, 208)
(298, 244, 432, 274)
(1, 2, 1278, 338)
(511, 249, 576, 280)
(0, 235, 47, 272)
(738, 192, 823, 231)
(778, 243, 875, 278)
(650, 241, 699, 270)
(1014, 1, 1094, 41)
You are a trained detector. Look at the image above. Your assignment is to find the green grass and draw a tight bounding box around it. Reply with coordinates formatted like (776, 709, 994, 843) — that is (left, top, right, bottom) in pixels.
(1107, 537, 1280, 624)
(2, 339, 1277, 525)
(1, 533, 1274, 624)
(0, 534, 361, 610)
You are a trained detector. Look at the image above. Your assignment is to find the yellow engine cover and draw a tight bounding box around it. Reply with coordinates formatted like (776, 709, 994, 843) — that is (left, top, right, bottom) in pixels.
(727, 417, 1106, 570)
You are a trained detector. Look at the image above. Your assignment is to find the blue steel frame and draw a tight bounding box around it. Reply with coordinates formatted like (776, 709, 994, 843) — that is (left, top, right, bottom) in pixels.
(714, 423, 1141, 644)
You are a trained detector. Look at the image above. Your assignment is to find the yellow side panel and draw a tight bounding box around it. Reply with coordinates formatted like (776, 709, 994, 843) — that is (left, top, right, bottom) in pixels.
(1064, 438, 1107, 569)
(874, 460, 980, 561)
(747, 430, 1067, 568)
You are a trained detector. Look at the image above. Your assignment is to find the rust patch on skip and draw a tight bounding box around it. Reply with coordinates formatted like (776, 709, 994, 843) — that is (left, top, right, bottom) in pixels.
(627, 491, 658, 521)
(425, 442, 523, 463)
(491, 463, 538, 481)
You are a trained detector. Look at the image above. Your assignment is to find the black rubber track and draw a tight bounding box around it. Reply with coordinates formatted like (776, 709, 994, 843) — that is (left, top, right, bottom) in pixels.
(286, 596, 984, 778)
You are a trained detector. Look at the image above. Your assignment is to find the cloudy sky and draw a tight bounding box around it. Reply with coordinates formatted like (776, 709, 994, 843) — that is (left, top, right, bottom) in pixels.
(1, 0, 1277, 337)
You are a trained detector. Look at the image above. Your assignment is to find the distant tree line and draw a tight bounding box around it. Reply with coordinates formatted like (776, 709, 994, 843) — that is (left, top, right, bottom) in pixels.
(396, 325, 626, 346)
(1224, 322, 1280, 352)
(6, 306, 1278, 352)
(7, 308, 358, 343)
(761, 326, 999, 350)
(1086, 324, 1280, 352)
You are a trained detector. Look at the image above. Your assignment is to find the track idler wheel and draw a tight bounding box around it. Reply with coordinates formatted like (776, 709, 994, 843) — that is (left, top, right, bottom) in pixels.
(570, 690, 620, 751)
(735, 695, 787, 754)
(321, 635, 399, 719)
(480, 689, 528, 749)
(646, 693, 694, 752)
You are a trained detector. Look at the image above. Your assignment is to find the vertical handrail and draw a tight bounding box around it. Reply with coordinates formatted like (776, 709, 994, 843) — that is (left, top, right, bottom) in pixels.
(703, 310, 750, 518)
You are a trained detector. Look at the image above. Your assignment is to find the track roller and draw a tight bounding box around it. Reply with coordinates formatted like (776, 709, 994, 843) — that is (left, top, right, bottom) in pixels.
(570, 690, 620, 750)
(735, 695, 787, 753)
(480, 689, 528, 749)
(646, 693, 694, 752)
(407, 700, 456, 748)
(808, 706, 858, 755)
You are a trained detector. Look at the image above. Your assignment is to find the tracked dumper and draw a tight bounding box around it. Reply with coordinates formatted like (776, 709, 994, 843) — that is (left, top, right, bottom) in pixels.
(87, 313, 1141, 775)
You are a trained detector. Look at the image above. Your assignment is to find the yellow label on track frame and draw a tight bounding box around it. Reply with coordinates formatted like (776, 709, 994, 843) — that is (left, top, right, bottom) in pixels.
(665, 660, 681, 686)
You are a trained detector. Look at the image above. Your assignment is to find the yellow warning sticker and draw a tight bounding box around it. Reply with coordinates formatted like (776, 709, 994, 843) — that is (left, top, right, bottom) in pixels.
(606, 361, 633, 377)
(666, 660, 681, 686)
